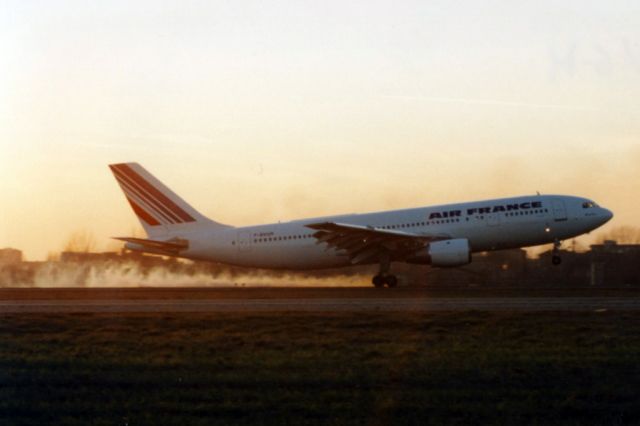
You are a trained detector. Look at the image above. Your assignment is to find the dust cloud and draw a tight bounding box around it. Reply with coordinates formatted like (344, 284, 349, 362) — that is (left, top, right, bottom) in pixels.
(3, 259, 371, 288)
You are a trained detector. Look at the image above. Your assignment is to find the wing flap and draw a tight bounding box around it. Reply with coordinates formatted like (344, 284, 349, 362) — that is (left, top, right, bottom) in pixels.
(306, 222, 419, 237)
(305, 221, 447, 264)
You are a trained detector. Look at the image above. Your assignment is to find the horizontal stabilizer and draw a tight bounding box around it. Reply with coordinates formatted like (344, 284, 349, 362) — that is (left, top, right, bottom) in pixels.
(113, 237, 189, 254)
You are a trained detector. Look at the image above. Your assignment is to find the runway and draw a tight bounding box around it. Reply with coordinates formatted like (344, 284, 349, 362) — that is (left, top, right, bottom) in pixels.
(3, 297, 640, 313)
(2, 287, 640, 313)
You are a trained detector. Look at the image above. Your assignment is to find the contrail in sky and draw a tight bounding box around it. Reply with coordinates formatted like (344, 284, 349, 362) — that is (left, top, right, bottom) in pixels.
(380, 95, 634, 113)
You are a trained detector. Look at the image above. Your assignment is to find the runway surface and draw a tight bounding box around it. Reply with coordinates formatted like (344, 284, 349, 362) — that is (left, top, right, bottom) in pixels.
(2, 287, 640, 313)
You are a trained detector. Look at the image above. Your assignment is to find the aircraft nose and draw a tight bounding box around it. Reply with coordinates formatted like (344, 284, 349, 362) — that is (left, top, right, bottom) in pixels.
(602, 208, 614, 223)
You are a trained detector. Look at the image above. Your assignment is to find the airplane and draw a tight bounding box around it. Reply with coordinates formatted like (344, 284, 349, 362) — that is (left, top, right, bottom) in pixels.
(109, 162, 613, 287)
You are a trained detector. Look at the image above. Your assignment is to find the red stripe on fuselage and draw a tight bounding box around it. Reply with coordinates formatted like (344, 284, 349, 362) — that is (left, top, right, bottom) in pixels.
(114, 164, 196, 223)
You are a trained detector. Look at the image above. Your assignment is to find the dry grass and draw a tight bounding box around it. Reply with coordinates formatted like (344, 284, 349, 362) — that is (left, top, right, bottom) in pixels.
(2, 286, 640, 301)
(2, 311, 640, 425)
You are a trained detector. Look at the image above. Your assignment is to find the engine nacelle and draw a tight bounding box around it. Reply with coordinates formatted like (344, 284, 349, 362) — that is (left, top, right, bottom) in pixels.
(407, 238, 472, 267)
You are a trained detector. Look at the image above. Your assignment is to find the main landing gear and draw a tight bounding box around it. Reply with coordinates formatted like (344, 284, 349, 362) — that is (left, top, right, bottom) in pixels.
(372, 274, 398, 288)
(552, 239, 562, 266)
(372, 254, 398, 288)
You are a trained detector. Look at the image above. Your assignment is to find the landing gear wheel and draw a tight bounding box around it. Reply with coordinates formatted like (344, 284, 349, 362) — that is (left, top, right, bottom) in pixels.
(385, 275, 398, 288)
(372, 275, 385, 287)
(551, 239, 562, 266)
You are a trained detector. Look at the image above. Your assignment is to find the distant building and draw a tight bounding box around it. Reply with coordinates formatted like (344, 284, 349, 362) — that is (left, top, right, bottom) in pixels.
(590, 240, 640, 286)
(0, 248, 22, 266)
(60, 251, 121, 263)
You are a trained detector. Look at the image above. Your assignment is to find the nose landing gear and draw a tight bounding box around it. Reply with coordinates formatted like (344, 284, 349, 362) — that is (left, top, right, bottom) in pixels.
(552, 239, 562, 266)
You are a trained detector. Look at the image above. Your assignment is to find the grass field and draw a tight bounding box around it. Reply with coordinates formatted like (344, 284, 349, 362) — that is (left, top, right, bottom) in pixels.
(2, 311, 640, 425)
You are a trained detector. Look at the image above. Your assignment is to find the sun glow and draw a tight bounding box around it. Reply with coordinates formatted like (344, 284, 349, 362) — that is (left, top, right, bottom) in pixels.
(1, 1, 639, 260)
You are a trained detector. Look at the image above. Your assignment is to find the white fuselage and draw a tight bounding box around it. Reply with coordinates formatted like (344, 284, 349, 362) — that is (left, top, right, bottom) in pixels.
(129, 194, 612, 270)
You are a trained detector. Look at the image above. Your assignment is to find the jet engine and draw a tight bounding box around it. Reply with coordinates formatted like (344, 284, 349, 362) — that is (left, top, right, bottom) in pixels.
(407, 238, 472, 267)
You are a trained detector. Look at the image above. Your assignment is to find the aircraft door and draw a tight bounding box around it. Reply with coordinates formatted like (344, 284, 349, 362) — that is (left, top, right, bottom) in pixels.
(237, 230, 253, 252)
(552, 199, 568, 221)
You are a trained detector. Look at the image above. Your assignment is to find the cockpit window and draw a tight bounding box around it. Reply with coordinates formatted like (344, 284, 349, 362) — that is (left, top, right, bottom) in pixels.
(582, 201, 598, 209)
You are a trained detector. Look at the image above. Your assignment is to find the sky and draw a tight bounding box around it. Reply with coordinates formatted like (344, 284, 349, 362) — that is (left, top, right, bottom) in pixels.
(1, 1, 639, 260)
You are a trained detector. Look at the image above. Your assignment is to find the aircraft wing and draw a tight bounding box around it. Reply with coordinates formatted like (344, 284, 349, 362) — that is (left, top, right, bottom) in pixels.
(305, 222, 448, 264)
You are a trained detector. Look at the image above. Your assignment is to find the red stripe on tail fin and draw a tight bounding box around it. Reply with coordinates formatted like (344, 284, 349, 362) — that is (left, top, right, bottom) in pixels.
(127, 197, 161, 226)
(114, 164, 196, 223)
(111, 168, 181, 224)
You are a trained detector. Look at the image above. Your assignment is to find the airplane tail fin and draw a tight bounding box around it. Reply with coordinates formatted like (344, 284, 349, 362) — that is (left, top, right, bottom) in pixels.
(109, 162, 231, 238)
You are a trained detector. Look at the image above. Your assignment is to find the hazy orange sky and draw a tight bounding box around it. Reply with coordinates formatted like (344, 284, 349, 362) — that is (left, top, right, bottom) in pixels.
(1, 1, 639, 260)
